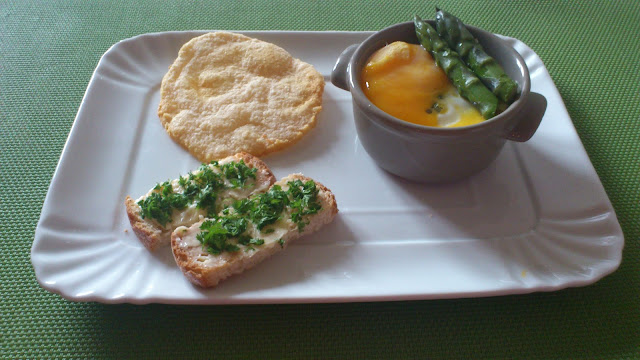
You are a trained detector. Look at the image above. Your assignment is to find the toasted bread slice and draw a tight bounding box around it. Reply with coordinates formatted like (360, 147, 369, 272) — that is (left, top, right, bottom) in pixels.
(171, 174, 338, 288)
(125, 152, 275, 251)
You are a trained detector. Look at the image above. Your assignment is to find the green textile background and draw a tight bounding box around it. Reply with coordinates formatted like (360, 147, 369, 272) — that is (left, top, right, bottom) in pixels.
(2, 0, 639, 358)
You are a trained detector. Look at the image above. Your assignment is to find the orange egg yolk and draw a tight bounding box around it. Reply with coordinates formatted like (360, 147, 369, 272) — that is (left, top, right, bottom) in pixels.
(361, 41, 484, 128)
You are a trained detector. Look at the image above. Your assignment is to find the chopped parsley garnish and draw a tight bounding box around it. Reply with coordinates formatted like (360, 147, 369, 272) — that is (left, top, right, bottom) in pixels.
(426, 99, 445, 114)
(196, 219, 262, 254)
(286, 179, 322, 231)
(136, 160, 258, 226)
(178, 175, 200, 200)
(220, 216, 247, 237)
(232, 198, 253, 214)
(137, 183, 188, 226)
(238, 235, 265, 246)
(191, 178, 322, 256)
(196, 184, 219, 217)
(196, 219, 240, 254)
(238, 235, 265, 252)
(250, 185, 289, 230)
(221, 160, 257, 188)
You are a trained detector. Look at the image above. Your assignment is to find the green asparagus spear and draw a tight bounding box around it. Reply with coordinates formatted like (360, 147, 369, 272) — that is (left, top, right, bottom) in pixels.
(413, 15, 498, 119)
(435, 8, 518, 104)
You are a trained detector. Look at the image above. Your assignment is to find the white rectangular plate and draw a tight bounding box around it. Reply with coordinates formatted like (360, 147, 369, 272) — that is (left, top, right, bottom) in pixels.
(31, 30, 624, 304)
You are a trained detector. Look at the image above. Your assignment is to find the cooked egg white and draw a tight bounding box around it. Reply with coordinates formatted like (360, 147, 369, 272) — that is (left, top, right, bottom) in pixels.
(361, 41, 484, 128)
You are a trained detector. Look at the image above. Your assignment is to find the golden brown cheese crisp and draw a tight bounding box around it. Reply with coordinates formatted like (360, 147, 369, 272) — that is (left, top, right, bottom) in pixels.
(158, 32, 325, 162)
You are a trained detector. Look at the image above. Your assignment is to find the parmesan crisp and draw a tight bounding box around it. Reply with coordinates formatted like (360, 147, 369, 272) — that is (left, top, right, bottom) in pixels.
(157, 32, 324, 162)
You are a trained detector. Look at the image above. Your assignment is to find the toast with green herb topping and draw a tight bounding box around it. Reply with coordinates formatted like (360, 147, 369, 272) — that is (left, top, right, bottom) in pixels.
(171, 174, 338, 288)
(125, 152, 275, 251)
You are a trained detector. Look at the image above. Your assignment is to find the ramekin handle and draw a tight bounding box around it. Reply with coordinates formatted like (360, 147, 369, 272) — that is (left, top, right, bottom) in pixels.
(330, 44, 359, 91)
(504, 92, 547, 142)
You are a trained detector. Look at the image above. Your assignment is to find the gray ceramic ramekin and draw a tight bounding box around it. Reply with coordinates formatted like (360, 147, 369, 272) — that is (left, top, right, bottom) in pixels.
(331, 21, 546, 183)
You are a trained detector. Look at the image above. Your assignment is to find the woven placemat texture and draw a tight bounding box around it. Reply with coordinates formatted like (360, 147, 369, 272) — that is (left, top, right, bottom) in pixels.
(2, 1, 638, 358)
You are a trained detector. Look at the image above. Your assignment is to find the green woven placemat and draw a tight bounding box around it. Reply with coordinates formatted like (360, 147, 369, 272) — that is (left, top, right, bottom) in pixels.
(2, 1, 638, 358)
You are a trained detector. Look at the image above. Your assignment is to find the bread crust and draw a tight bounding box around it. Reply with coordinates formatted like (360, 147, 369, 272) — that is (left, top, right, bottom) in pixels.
(171, 174, 338, 288)
(233, 152, 275, 183)
(125, 196, 166, 251)
(125, 152, 275, 251)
